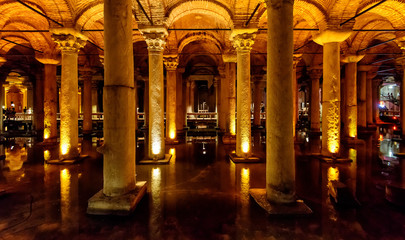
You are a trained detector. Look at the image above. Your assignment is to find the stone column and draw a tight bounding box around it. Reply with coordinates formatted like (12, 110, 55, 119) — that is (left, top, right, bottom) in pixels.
(366, 70, 377, 126)
(313, 29, 352, 156)
(231, 29, 256, 157)
(88, 0, 145, 216)
(185, 80, 190, 124)
(357, 66, 369, 129)
(214, 77, 219, 127)
(142, 27, 168, 159)
(34, 71, 44, 140)
(292, 54, 302, 137)
(51, 29, 87, 159)
(372, 80, 380, 123)
(190, 81, 195, 113)
(253, 79, 265, 127)
(222, 55, 237, 136)
(143, 79, 149, 128)
(309, 67, 322, 132)
(265, 0, 295, 203)
(218, 66, 228, 132)
(341, 55, 363, 139)
(399, 57, 405, 136)
(35, 55, 59, 142)
(176, 68, 185, 131)
(164, 55, 178, 142)
(80, 68, 94, 135)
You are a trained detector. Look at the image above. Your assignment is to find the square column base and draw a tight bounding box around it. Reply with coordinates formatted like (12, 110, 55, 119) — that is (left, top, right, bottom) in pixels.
(139, 154, 172, 164)
(46, 155, 88, 165)
(229, 153, 262, 163)
(87, 181, 147, 216)
(250, 188, 312, 215)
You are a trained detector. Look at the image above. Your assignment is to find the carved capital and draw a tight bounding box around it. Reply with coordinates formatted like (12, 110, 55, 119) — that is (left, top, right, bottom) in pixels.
(230, 29, 257, 52)
(313, 29, 352, 45)
(293, 54, 302, 68)
(341, 54, 364, 63)
(79, 67, 96, 80)
(50, 28, 87, 52)
(308, 67, 323, 80)
(141, 27, 168, 51)
(163, 55, 179, 71)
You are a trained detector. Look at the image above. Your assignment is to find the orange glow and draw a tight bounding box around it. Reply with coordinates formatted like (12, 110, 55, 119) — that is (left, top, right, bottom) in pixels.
(44, 150, 51, 161)
(327, 167, 339, 182)
(393, 126, 397, 130)
(61, 143, 69, 155)
(242, 141, 249, 153)
(169, 130, 176, 140)
(393, 116, 397, 120)
(379, 134, 384, 141)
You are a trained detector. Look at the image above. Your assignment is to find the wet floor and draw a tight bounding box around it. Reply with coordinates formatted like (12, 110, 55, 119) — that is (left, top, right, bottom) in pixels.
(0, 130, 405, 239)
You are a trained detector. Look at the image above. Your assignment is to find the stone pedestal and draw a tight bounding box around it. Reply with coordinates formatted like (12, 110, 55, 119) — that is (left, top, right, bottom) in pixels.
(164, 55, 178, 143)
(231, 29, 256, 158)
(341, 55, 364, 140)
(142, 27, 168, 160)
(51, 28, 87, 160)
(87, 0, 145, 215)
(309, 67, 322, 133)
(313, 29, 352, 156)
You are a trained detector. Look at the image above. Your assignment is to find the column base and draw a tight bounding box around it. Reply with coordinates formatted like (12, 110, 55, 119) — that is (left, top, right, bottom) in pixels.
(222, 134, 236, 144)
(46, 155, 88, 165)
(229, 153, 262, 163)
(87, 181, 147, 216)
(139, 154, 172, 164)
(249, 188, 312, 215)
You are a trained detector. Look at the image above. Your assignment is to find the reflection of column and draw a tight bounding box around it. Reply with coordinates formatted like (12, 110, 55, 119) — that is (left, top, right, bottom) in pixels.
(164, 55, 178, 142)
(265, 0, 295, 203)
(36, 56, 59, 143)
(309, 67, 322, 132)
(142, 28, 167, 159)
(292, 54, 302, 137)
(357, 66, 369, 128)
(231, 29, 256, 157)
(149, 167, 162, 239)
(366, 70, 376, 126)
(313, 29, 351, 156)
(341, 55, 363, 139)
(51, 29, 87, 159)
(80, 68, 94, 135)
(253, 79, 265, 127)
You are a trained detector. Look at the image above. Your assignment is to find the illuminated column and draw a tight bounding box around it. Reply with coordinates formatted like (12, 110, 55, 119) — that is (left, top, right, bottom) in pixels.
(399, 57, 405, 136)
(313, 29, 351, 156)
(80, 68, 94, 135)
(164, 55, 178, 142)
(214, 77, 219, 127)
(218, 67, 228, 131)
(253, 79, 265, 127)
(292, 54, 302, 137)
(265, 0, 295, 203)
(34, 71, 44, 139)
(309, 67, 322, 132)
(366, 70, 377, 126)
(341, 55, 363, 139)
(142, 27, 167, 159)
(185, 80, 190, 123)
(143, 79, 149, 127)
(231, 29, 256, 157)
(372, 80, 380, 123)
(36, 56, 59, 143)
(357, 66, 369, 128)
(51, 29, 87, 159)
(176, 68, 185, 131)
(222, 55, 237, 136)
(190, 81, 195, 113)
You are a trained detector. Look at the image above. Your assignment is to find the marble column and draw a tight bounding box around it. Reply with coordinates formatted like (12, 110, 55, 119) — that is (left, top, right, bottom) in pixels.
(222, 55, 237, 136)
(51, 29, 87, 159)
(80, 68, 94, 135)
(88, 0, 145, 215)
(214, 77, 219, 127)
(253, 79, 265, 127)
(357, 66, 369, 129)
(218, 66, 228, 132)
(372, 80, 380, 123)
(265, 0, 295, 203)
(36, 56, 59, 143)
(313, 29, 352, 156)
(309, 67, 322, 132)
(341, 55, 363, 139)
(231, 29, 256, 157)
(366, 70, 377, 126)
(164, 55, 178, 142)
(292, 54, 302, 137)
(142, 27, 167, 159)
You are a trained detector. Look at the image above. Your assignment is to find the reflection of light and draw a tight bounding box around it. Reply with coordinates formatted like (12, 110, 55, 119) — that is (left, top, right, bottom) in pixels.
(44, 150, 51, 161)
(61, 143, 69, 155)
(60, 168, 71, 214)
(306, 137, 309, 142)
(241, 168, 250, 202)
(151, 168, 161, 205)
(202, 150, 206, 155)
(393, 116, 397, 120)
(327, 167, 339, 182)
(242, 142, 249, 153)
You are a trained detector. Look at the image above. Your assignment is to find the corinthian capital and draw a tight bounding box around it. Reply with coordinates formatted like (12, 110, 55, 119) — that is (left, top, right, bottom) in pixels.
(163, 55, 179, 71)
(50, 28, 87, 52)
(140, 27, 168, 51)
(230, 29, 257, 52)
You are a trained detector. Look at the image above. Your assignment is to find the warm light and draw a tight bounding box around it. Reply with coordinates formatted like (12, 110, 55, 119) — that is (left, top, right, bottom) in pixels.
(60, 168, 71, 223)
(242, 142, 249, 153)
(349, 148, 357, 163)
(152, 167, 161, 178)
(169, 148, 175, 155)
(379, 134, 384, 141)
(393, 116, 397, 120)
(44, 130, 50, 140)
(44, 150, 50, 161)
(241, 168, 250, 202)
(61, 143, 70, 155)
(152, 141, 161, 155)
(169, 130, 175, 140)
(327, 100, 340, 154)
(230, 121, 236, 136)
(379, 101, 385, 108)
(393, 126, 397, 130)
(327, 167, 339, 182)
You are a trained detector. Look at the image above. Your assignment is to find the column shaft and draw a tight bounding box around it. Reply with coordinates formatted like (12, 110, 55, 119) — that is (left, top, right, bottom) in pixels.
(219, 70, 228, 131)
(310, 73, 320, 132)
(402, 70, 405, 136)
(44, 64, 57, 141)
(266, 0, 295, 203)
(143, 81, 149, 127)
(166, 70, 177, 140)
(344, 62, 357, 138)
(253, 81, 263, 127)
(228, 63, 236, 135)
(83, 78, 92, 135)
(34, 72, 44, 139)
(358, 71, 367, 128)
(102, 0, 136, 196)
(366, 75, 373, 125)
(190, 82, 195, 113)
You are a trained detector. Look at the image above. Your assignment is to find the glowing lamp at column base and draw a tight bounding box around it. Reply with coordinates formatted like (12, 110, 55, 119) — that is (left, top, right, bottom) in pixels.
(242, 141, 249, 154)
(169, 130, 176, 140)
(327, 167, 339, 182)
(44, 130, 50, 140)
(44, 150, 51, 161)
(152, 141, 161, 156)
(61, 143, 70, 155)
